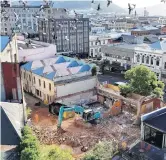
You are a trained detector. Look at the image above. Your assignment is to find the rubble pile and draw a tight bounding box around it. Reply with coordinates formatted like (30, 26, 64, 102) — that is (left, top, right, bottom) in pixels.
(30, 111, 140, 152)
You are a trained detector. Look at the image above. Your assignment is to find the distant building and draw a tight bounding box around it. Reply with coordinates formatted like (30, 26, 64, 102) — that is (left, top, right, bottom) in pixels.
(108, 18, 138, 31)
(131, 26, 161, 36)
(0, 35, 18, 63)
(101, 43, 134, 71)
(21, 56, 97, 104)
(91, 26, 106, 34)
(102, 40, 166, 81)
(38, 18, 89, 58)
(89, 35, 110, 58)
(0, 4, 69, 35)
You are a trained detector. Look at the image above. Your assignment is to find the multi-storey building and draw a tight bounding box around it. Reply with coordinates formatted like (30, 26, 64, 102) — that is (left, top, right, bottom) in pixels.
(102, 40, 166, 81)
(108, 19, 138, 31)
(133, 40, 166, 81)
(89, 35, 110, 58)
(0, 2, 68, 35)
(21, 56, 97, 104)
(131, 26, 161, 36)
(38, 17, 89, 58)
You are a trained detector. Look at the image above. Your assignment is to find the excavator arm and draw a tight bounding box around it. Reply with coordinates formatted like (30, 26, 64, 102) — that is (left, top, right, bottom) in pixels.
(57, 105, 85, 128)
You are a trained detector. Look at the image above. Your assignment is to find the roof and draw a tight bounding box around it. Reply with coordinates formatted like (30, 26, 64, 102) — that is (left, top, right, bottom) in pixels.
(149, 40, 166, 51)
(124, 141, 165, 160)
(132, 26, 159, 32)
(144, 111, 166, 132)
(21, 56, 94, 81)
(0, 102, 24, 145)
(0, 36, 10, 52)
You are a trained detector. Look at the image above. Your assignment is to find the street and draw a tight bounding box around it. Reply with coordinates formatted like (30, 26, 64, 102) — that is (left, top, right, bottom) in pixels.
(98, 72, 128, 84)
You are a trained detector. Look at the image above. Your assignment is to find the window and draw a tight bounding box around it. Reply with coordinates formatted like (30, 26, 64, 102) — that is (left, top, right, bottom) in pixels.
(29, 75, 31, 81)
(34, 77, 36, 84)
(91, 42, 93, 46)
(49, 83, 51, 91)
(142, 55, 145, 63)
(5, 28, 7, 31)
(137, 54, 140, 62)
(103, 40, 105, 44)
(99, 48, 101, 52)
(146, 56, 149, 64)
(164, 62, 166, 69)
(156, 58, 160, 66)
(40, 91, 41, 97)
(43, 81, 46, 88)
(36, 89, 39, 96)
(39, 79, 41, 86)
(151, 57, 153, 65)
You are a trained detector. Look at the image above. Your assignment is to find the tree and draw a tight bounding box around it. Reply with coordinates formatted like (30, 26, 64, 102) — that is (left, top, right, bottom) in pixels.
(83, 141, 118, 160)
(21, 148, 39, 160)
(19, 126, 40, 160)
(40, 145, 73, 160)
(91, 66, 97, 76)
(122, 65, 164, 97)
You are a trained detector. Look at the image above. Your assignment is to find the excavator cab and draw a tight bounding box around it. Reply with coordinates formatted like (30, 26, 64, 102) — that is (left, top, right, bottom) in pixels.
(82, 109, 95, 121)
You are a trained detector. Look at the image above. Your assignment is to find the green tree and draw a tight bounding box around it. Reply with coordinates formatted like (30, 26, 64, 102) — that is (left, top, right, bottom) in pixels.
(40, 145, 73, 160)
(83, 141, 118, 160)
(20, 126, 40, 160)
(91, 66, 97, 76)
(123, 65, 164, 97)
(21, 148, 39, 160)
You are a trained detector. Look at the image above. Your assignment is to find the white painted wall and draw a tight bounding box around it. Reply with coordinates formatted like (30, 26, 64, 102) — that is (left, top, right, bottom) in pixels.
(18, 42, 57, 62)
(56, 77, 97, 98)
(58, 91, 95, 105)
(0, 35, 18, 62)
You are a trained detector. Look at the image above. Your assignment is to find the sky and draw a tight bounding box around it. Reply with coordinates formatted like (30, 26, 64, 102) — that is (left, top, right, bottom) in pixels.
(113, 0, 161, 8)
(10, 0, 162, 8)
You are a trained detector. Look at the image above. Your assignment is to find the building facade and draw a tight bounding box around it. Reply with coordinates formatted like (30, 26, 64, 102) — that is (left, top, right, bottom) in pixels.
(0, 35, 18, 63)
(108, 19, 137, 31)
(133, 40, 166, 80)
(21, 56, 97, 104)
(38, 18, 89, 58)
(89, 35, 110, 58)
(131, 26, 161, 36)
(101, 43, 135, 71)
(0, 3, 68, 35)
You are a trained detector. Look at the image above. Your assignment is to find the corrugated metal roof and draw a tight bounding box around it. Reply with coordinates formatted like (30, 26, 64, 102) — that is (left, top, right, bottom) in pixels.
(21, 56, 93, 81)
(79, 64, 91, 72)
(44, 72, 56, 80)
(32, 67, 44, 76)
(150, 40, 166, 50)
(55, 56, 66, 63)
(0, 36, 11, 52)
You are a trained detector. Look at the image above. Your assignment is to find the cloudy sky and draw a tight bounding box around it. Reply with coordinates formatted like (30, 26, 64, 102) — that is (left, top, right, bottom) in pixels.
(11, 0, 162, 8)
(113, 0, 161, 8)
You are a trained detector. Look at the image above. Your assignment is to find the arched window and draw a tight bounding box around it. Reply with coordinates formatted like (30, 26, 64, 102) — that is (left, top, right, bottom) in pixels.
(137, 54, 140, 62)
(156, 57, 160, 66)
(146, 56, 149, 64)
(142, 55, 145, 63)
(151, 57, 153, 65)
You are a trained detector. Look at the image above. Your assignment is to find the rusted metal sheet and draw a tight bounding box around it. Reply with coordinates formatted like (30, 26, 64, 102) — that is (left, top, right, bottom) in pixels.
(1, 62, 22, 101)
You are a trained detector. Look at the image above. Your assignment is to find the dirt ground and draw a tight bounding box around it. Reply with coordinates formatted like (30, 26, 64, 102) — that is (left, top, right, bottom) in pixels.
(24, 93, 141, 159)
